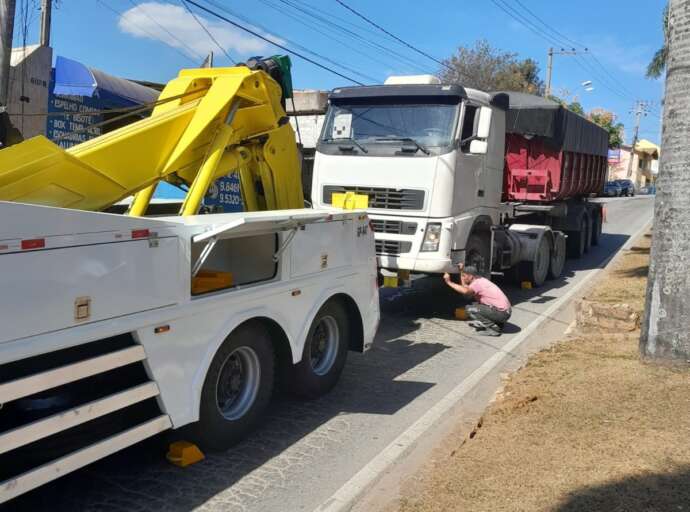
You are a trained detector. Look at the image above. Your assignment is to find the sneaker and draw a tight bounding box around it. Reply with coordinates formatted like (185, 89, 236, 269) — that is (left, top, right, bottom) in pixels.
(468, 321, 485, 329)
(478, 329, 501, 337)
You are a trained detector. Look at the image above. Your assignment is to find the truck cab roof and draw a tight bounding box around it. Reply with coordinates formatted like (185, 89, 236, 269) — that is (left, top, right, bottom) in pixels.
(329, 83, 467, 102)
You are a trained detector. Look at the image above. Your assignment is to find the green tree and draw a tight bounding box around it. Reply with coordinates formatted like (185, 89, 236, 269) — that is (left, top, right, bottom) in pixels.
(566, 101, 585, 116)
(546, 94, 586, 116)
(647, 3, 670, 78)
(588, 108, 625, 148)
(439, 40, 544, 93)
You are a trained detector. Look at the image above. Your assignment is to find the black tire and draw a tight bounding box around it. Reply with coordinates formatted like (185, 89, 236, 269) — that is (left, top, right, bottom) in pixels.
(567, 217, 587, 259)
(591, 210, 602, 246)
(584, 214, 593, 253)
(194, 323, 274, 451)
(548, 233, 566, 279)
(517, 234, 551, 287)
(465, 232, 491, 278)
(291, 300, 349, 399)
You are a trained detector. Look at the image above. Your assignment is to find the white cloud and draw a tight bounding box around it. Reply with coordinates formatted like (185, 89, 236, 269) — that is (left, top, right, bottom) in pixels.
(583, 35, 651, 76)
(118, 2, 275, 60)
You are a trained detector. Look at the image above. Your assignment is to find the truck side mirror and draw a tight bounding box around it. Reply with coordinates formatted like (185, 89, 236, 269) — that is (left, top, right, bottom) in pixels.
(476, 107, 492, 139)
(469, 140, 488, 155)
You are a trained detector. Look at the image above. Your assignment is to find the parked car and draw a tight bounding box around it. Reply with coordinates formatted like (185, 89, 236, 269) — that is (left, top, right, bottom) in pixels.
(602, 181, 623, 197)
(614, 179, 635, 196)
(639, 185, 656, 195)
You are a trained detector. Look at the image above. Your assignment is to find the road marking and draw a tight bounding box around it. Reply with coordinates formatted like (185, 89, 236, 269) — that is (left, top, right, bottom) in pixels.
(314, 219, 653, 512)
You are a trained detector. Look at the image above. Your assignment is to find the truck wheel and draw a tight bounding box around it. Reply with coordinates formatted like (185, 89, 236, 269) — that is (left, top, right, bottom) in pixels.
(517, 235, 551, 287)
(194, 323, 274, 451)
(548, 234, 566, 279)
(584, 215, 593, 253)
(465, 233, 491, 278)
(291, 300, 349, 399)
(567, 217, 587, 259)
(591, 211, 602, 246)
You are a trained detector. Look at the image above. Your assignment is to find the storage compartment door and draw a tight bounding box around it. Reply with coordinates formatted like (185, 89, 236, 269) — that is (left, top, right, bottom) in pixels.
(0, 237, 180, 344)
(290, 220, 353, 278)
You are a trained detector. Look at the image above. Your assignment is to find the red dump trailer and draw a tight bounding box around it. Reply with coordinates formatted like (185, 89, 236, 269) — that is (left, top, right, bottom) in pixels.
(498, 92, 609, 258)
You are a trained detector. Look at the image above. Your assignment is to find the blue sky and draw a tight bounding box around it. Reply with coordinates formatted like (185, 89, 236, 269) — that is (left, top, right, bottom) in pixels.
(19, 0, 667, 144)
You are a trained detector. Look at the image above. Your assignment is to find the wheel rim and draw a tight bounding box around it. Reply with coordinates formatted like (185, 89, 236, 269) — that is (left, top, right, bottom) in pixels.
(310, 315, 339, 376)
(216, 346, 261, 421)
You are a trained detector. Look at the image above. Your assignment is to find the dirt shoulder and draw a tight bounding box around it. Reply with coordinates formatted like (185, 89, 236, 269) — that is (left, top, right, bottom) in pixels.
(394, 232, 690, 512)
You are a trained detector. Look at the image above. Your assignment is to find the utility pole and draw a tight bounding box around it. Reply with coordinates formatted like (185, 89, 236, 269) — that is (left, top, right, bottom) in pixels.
(545, 47, 583, 98)
(641, 0, 690, 362)
(626, 100, 651, 178)
(0, 0, 16, 111)
(546, 47, 553, 97)
(39, 0, 51, 47)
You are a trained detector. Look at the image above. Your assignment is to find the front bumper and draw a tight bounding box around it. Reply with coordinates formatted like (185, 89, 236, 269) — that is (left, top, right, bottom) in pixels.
(371, 214, 458, 274)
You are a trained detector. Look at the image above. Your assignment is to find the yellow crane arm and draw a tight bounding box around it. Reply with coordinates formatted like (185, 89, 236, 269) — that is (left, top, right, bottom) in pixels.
(0, 58, 304, 215)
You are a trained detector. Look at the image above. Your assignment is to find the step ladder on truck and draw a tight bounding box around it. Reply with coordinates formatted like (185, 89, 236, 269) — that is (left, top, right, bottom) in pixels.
(0, 57, 379, 503)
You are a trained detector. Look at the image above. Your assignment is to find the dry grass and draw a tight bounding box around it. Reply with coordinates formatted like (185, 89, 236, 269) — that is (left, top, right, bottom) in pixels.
(396, 233, 690, 512)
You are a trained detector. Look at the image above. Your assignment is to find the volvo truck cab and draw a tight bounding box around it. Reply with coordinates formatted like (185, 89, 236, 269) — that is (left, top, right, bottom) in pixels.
(311, 76, 506, 274)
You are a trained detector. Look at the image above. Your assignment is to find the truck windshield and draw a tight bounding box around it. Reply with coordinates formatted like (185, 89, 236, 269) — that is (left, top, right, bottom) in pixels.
(321, 101, 459, 149)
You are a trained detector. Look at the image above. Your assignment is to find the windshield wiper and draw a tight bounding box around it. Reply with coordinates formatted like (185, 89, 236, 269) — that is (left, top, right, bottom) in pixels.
(375, 137, 430, 155)
(323, 136, 369, 154)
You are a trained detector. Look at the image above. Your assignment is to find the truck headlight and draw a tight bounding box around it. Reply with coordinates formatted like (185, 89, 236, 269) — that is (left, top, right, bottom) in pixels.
(421, 223, 442, 252)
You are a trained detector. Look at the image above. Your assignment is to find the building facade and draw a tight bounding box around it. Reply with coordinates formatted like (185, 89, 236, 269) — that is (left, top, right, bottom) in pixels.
(607, 139, 660, 188)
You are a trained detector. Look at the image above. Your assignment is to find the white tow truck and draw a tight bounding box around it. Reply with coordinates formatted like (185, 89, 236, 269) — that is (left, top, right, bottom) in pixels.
(0, 201, 379, 502)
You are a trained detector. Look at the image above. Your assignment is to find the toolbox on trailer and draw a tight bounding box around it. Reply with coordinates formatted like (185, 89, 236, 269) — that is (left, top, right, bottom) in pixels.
(0, 202, 183, 344)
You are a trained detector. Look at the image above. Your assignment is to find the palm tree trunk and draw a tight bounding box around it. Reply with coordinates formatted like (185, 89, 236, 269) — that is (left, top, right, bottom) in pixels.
(641, 0, 690, 361)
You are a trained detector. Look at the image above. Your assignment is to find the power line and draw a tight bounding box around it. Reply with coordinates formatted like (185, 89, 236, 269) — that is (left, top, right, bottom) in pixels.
(333, 0, 453, 72)
(500, 0, 639, 101)
(257, 0, 392, 78)
(273, 0, 431, 73)
(199, 0, 378, 82)
(512, 0, 585, 49)
(490, 0, 641, 104)
(265, 0, 430, 74)
(201, 0, 378, 82)
(95, 0, 199, 65)
(185, 0, 368, 85)
(125, 0, 206, 61)
(179, 0, 238, 64)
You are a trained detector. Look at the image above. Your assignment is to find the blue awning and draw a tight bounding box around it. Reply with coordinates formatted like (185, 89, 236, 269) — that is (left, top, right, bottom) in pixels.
(53, 56, 159, 107)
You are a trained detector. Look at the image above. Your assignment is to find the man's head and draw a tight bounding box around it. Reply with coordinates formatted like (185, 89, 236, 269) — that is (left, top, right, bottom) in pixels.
(460, 265, 479, 285)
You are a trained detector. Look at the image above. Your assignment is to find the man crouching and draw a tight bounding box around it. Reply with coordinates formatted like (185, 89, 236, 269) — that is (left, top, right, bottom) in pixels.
(443, 264, 512, 336)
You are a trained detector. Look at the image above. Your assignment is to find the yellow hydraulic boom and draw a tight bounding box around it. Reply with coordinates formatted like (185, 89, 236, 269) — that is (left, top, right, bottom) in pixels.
(0, 56, 304, 216)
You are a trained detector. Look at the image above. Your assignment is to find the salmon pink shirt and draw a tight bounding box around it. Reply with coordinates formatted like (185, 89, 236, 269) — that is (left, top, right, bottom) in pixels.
(468, 277, 511, 311)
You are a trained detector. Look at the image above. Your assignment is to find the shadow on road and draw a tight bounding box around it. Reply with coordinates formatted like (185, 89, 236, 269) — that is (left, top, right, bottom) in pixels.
(8, 332, 449, 512)
(556, 466, 690, 511)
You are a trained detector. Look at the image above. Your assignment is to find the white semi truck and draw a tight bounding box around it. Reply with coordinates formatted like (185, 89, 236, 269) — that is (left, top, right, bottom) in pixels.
(312, 76, 608, 286)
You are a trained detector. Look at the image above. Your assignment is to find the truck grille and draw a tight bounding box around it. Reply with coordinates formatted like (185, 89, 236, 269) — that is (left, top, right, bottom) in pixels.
(323, 186, 425, 210)
(370, 219, 418, 234)
(375, 240, 412, 255)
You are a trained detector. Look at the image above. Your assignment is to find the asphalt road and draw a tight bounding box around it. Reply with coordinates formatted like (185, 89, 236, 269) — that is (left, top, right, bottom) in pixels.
(7, 196, 655, 512)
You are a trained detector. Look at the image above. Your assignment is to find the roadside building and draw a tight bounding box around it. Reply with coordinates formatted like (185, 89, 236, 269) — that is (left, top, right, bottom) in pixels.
(607, 139, 660, 188)
(287, 89, 328, 202)
(6, 47, 159, 148)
